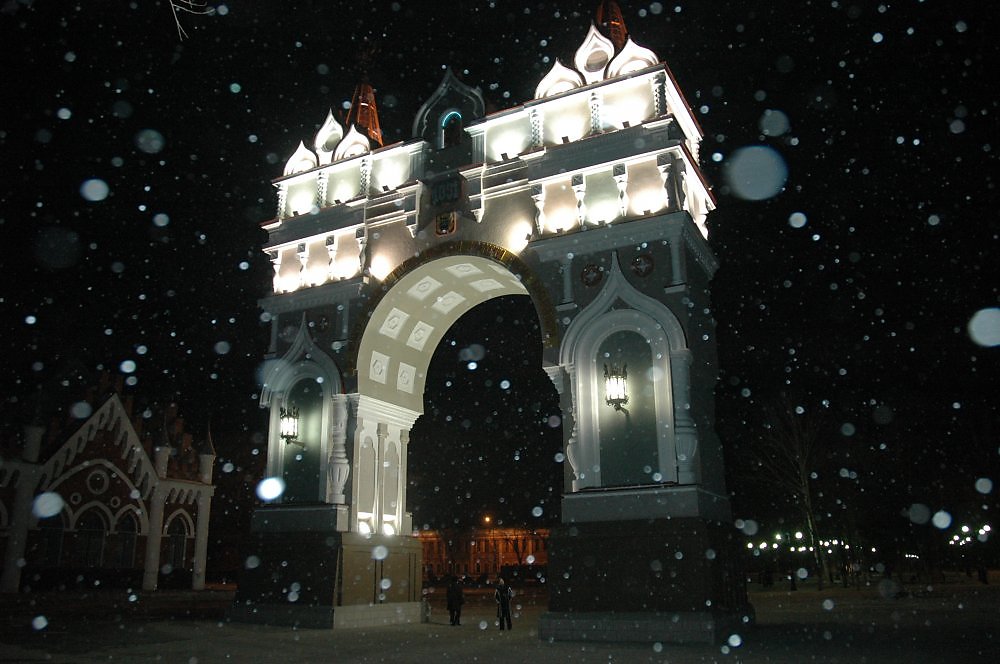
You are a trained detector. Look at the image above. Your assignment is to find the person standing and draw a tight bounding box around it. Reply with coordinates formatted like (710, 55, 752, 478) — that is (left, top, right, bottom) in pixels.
(446, 575, 464, 626)
(494, 577, 513, 631)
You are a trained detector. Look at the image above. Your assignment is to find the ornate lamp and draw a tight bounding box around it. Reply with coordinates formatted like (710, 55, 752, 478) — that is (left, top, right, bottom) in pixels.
(604, 363, 629, 411)
(279, 406, 303, 448)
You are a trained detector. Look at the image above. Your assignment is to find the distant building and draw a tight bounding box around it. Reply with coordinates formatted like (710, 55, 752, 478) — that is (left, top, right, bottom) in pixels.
(0, 377, 215, 593)
(415, 526, 549, 582)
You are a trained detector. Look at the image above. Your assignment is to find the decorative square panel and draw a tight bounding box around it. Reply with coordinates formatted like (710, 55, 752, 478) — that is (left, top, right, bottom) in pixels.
(470, 278, 504, 293)
(431, 291, 466, 315)
(397, 362, 416, 394)
(407, 276, 443, 301)
(378, 307, 410, 340)
(406, 321, 435, 352)
(369, 351, 390, 384)
(444, 262, 483, 278)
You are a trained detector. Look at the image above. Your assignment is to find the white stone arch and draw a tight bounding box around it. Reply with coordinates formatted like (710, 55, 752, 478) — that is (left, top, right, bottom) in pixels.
(351, 250, 551, 535)
(411, 67, 485, 142)
(113, 505, 147, 535)
(164, 510, 195, 538)
(437, 107, 465, 148)
(261, 316, 343, 497)
(356, 253, 535, 414)
(559, 253, 688, 489)
(69, 500, 114, 531)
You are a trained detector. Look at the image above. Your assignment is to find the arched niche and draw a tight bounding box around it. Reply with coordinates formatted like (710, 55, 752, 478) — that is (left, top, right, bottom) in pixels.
(260, 316, 343, 502)
(439, 109, 464, 148)
(596, 330, 659, 487)
(411, 68, 485, 144)
(559, 254, 687, 490)
(281, 378, 325, 502)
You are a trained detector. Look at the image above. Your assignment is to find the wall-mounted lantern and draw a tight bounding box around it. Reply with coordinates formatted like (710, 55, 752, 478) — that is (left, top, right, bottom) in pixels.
(604, 363, 629, 412)
(279, 406, 304, 448)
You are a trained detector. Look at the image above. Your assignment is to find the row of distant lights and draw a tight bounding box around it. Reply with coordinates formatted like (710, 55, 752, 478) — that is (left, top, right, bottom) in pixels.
(949, 524, 992, 547)
(744, 531, 867, 554)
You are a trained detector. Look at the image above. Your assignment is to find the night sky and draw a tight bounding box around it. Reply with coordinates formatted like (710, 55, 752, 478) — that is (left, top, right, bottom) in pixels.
(1, 2, 997, 547)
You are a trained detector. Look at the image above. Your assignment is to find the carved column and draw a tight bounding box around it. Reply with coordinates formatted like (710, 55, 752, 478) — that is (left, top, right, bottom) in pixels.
(670, 350, 699, 485)
(675, 163, 689, 212)
(316, 171, 329, 208)
(571, 173, 587, 226)
(373, 422, 388, 533)
(589, 90, 603, 135)
(612, 163, 629, 218)
(558, 255, 574, 305)
(530, 183, 546, 235)
(564, 365, 583, 489)
(528, 107, 543, 148)
(355, 227, 367, 274)
(656, 153, 674, 211)
(0, 463, 39, 592)
(325, 236, 337, 282)
(276, 183, 288, 219)
(326, 394, 350, 504)
(296, 242, 309, 288)
(360, 155, 372, 197)
(268, 251, 281, 294)
(142, 485, 166, 591)
(191, 489, 212, 590)
(397, 429, 410, 532)
(651, 71, 667, 117)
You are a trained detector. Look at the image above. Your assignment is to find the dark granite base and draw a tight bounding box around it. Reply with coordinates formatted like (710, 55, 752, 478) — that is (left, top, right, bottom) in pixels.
(540, 516, 753, 643)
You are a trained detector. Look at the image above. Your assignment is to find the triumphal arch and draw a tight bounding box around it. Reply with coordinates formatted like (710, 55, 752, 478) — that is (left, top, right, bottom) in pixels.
(233, 5, 751, 643)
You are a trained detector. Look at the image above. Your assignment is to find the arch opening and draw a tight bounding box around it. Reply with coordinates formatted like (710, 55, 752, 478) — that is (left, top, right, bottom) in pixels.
(406, 295, 561, 583)
(353, 253, 558, 539)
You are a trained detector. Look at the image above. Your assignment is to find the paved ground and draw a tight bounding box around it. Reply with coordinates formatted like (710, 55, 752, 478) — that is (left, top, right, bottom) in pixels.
(1, 579, 997, 663)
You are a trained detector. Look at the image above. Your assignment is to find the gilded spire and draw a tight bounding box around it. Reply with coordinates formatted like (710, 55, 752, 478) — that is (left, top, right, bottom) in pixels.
(596, 0, 628, 51)
(344, 82, 384, 148)
(343, 42, 384, 148)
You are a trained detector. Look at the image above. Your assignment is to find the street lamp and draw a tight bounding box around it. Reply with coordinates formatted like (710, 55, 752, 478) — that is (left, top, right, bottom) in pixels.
(484, 515, 496, 576)
(604, 363, 628, 412)
(280, 406, 303, 448)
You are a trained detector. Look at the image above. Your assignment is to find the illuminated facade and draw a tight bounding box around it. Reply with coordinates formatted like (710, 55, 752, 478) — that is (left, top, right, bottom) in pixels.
(415, 527, 549, 581)
(239, 3, 749, 640)
(0, 381, 215, 594)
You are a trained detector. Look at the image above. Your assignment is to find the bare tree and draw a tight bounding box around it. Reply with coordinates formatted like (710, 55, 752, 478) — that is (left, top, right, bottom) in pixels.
(169, 1, 214, 40)
(750, 399, 833, 589)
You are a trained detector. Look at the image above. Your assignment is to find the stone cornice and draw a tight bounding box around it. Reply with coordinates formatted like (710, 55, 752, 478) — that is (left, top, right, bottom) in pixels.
(259, 278, 365, 315)
(528, 212, 717, 277)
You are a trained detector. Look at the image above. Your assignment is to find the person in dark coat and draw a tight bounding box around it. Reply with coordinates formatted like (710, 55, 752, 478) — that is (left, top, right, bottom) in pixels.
(446, 575, 464, 626)
(494, 577, 513, 631)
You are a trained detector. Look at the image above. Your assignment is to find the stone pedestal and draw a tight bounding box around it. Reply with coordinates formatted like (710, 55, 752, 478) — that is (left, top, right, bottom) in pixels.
(229, 504, 422, 628)
(539, 515, 753, 644)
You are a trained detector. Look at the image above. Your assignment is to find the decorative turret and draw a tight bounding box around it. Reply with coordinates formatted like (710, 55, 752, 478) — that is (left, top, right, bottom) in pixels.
(154, 440, 172, 478)
(197, 426, 217, 485)
(344, 81, 383, 148)
(21, 424, 44, 463)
